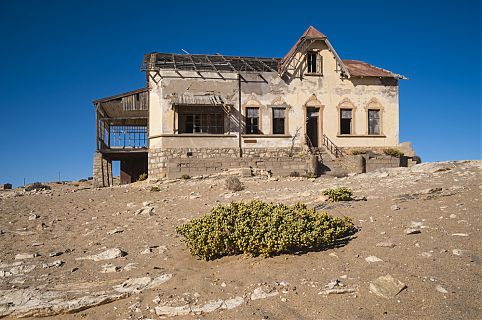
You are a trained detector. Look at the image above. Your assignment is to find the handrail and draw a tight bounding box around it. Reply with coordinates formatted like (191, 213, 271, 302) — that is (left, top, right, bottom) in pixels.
(322, 134, 343, 158)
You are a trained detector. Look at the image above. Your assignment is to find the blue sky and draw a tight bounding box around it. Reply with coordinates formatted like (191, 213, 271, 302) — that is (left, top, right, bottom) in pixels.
(0, 0, 480, 186)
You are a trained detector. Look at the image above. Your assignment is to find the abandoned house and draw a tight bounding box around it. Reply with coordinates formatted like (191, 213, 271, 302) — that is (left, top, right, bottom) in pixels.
(92, 26, 418, 186)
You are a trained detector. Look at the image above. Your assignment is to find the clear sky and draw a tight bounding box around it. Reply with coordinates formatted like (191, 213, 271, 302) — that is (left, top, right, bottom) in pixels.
(0, 0, 480, 186)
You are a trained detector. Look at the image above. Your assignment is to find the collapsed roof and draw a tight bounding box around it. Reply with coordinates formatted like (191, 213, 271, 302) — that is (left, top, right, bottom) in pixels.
(142, 25, 405, 79)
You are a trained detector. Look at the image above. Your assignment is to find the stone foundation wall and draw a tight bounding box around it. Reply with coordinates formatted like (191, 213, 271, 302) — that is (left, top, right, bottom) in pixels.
(148, 147, 313, 179)
(93, 152, 113, 188)
(365, 155, 402, 172)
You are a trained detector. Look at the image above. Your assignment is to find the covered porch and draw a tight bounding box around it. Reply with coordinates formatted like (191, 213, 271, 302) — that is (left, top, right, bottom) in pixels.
(92, 88, 149, 186)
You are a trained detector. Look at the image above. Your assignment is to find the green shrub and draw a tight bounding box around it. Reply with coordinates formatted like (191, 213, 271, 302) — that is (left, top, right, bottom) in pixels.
(78, 178, 87, 183)
(225, 176, 243, 192)
(351, 148, 368, 155)
(150, 186, 160, 192)
(322, 187, 353, 202)
(181, 174, 191, 180)
(176, 200, 354, 260)
(137, 173, 148, 181)
(383, 148, 404, 157)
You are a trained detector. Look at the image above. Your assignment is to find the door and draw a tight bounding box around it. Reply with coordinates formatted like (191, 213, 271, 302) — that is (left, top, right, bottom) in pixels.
(306, 108, 319, 147)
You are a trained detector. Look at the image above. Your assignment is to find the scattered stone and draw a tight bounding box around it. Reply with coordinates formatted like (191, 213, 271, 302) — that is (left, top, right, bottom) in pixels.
(435, 285, 448, 294)
(390, 205, 400, 211)
(155, 296, 244, 317)
(369, 274, 407, 299)
(28, 214, 39, 221)
(449, 214, 457, 219)
(420, 252, 433, 258)
(365, 256, 383, 263)
(49, 251, 63, 257)
(123, 263, 138, 271)
(451, 233, 469, 237)
(15, 253, 38, 260)
(107, 227, 124, 235)
(250, 286, 279, 300)
(134, 206, 155, 216)
(452, 249, 463, 256)
(101, 263, 120, 273)
(376, 241, 396, 248)
(318, 287, 357, 295)
(42, 260, 64, 268)
(75, 248, 127, 262)
(404, 228, 421, 235)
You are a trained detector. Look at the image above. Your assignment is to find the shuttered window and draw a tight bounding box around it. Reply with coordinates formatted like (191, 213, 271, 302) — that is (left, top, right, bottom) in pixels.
(246, 107, 260, 134)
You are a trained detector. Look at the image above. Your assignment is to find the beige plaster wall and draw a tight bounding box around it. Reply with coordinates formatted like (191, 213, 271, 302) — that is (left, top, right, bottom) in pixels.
(147, 42, 400, 151)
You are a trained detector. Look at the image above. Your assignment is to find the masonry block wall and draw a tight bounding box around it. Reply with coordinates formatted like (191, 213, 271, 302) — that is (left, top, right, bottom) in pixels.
(148, 147, 314, 179)
(93, 152, 113, 188)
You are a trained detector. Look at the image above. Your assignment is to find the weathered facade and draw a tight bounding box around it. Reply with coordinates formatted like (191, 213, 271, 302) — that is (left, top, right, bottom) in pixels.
(92, 26, 417, 186)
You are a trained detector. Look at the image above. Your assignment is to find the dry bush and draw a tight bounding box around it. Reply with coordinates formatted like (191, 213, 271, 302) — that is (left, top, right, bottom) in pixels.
(225, 176, 243, 192)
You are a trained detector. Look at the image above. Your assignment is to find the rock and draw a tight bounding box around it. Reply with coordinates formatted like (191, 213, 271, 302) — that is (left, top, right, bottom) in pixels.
(107, 227, 124, 235)
(410, 221, 423, 228)
(123, 263, 138, 271)
(250, 286, 279, 300)
(126, 202, 136, 208)
(75, 248, 127, 261)
(28, 213, 39, 220)
(420, 252, 432, 258)
(451, 233, 469, 237)
(390, 205, 400, 211)
(134, 206, 155, 216)
(449, 214, 457, 219)
(49, 251, 63, 257)
(365, 256, 383, 263)
(376, 241, 396, 248)
(452, 249, 463, 256)
(435, 285, 448, 294)
(100, 263, 120, 273)
(155, 296, 244, 317)
(404, 228, 421, 235)
(42, 260, 64, 268)
(15, 253, 38, 260)
(318, 288, 357, 295)
(369, 274, 407, 299)
(239, 168, 252, 177)
(142, 201, 152, 207)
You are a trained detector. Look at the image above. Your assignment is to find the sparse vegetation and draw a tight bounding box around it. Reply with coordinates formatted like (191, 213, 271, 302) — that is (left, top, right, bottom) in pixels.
(351, 148, 369, 155)
(181, 174, 191, 180)
(137, 173, 148, 181)
(307, 172, 317, 179)
(150, 186, 160, 192)
(78, 179, 88, 182)
(322, 187, 353, 202)
(383, 148, 404, 158)
(25, 182, 51, 192)
(225, 176, 243, 192)
(176, 200, 355, 260)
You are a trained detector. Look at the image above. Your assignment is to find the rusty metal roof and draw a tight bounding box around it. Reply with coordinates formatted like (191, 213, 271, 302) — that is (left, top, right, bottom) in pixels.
(342, 60, 406, 79)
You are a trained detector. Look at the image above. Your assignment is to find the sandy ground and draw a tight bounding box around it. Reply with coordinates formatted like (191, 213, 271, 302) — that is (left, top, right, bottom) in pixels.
(0, 160, 480, 320)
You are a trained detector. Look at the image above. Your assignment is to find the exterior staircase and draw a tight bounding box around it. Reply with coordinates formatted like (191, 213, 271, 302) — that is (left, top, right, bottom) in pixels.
(307, 134, 347, 176)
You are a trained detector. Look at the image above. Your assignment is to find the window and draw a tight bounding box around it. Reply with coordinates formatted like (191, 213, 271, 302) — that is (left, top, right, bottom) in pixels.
(368, 109, 380, 135)
(178, 106, 224, 134)
(272, 108, 285, 134)
(306, 51, 322, 74)
(246, 107, 259, 134)
(340, 109, 352, 135)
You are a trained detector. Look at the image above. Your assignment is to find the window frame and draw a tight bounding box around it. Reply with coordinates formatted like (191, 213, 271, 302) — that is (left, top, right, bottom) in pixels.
(367, 109, 381, 135)
(176, 106, 225, 134)
(339, 108, 353, 135)
(306, 51, 323, 75)
(245, 107, 260, 134)
(271, 107, 286, 135)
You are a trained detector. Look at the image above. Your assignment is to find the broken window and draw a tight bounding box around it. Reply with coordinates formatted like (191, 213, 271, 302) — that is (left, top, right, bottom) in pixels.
(246, 107, 259, 134)
(340, 109, 352, 135)
(272, 108, 286, 134)
(178, 106, 224, 134)
(368, 109, 380, 135)
(306, 51, 322, 74)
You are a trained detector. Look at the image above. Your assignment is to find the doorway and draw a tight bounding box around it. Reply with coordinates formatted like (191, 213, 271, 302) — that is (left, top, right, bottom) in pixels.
(306, 107, 319, 147)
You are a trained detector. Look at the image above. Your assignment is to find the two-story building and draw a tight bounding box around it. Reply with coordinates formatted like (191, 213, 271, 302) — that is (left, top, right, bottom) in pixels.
(92, 26, 415, 186)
